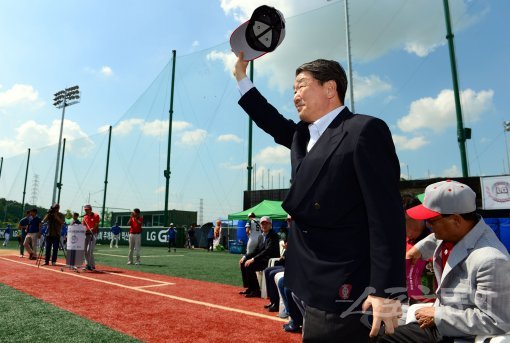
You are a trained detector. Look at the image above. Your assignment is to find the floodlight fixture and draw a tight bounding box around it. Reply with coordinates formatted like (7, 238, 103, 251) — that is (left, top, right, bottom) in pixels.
(51, 85, 80, 204)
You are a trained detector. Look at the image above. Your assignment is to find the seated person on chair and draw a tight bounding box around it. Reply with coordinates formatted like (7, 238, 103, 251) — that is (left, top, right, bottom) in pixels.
(378, 180, 510, 343)
(239, 216, 280, 298)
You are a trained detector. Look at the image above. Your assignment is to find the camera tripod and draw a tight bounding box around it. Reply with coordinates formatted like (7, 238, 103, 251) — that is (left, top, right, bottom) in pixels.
(36, 233, 67, 268)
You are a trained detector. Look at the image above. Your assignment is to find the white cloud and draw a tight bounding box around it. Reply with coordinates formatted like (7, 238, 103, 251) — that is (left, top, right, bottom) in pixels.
(100, 66, 113, 77)
(191, 40, 200, 49)
(0, 119, 94, 157)
(350, 72, 392, 102)
(215, 0, 483, 93)
(397, 89, 494, 133)
(217, 134, 242, 143)
(0, 84, 43, 109)
(392, 135, 429, 151)
(443, 165, 460, 177)
(100, 119, 192, 136)
(141, 119, 169, 137)
(253, 165, 287, 189)
(254, 145, 290, 165)
(110, 118, 144, 136)
(180, 129, 207, 146)
(206, 50, 238, 75)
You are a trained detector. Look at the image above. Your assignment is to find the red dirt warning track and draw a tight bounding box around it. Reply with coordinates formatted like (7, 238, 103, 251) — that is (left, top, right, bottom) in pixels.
(0, 254, 301, 343)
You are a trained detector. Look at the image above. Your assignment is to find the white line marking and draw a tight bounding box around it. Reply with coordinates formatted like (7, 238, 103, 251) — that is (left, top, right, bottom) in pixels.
(0, 257, 286, 323)
(100, 270, 175, 285)
(133, 283, 174, 289)
(95, 253, 184, 258)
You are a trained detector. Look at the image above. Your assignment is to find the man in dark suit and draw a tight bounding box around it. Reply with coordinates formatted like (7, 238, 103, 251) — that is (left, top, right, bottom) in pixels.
(239, 216, 281, 298)
(233, 52, 406, 341)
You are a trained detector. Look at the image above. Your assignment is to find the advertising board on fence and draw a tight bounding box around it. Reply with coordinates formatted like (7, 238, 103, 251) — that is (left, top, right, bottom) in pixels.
(481, 175, 510, 210)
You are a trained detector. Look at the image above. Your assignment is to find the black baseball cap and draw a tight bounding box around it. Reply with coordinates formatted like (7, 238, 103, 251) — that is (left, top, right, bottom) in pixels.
(230, 5, 286, 61)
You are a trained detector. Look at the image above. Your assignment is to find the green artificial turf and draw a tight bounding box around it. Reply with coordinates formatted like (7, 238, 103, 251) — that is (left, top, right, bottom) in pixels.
(0, 284, 140, 343)
(93, 245, 243, 286)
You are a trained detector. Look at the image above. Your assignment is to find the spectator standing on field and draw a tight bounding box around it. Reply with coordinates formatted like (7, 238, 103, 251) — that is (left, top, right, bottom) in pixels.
(42, 204, 64, 266)
(24, 208, 41, 260)
(110, 222, 121, 248)
(127, 208, 143, 265)
(246, 212, 261, 255)
(167, 223, 177, 252)
(82, 204, 100, 271)
(207, 225, 214, 252)
(18, 211, 30, 257)
(187, 224, 196, 249)
(2, 224, 11, 247)
(71, 212, 81, 225)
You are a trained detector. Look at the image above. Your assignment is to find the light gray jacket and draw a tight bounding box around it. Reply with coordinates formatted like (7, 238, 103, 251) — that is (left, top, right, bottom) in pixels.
(415, 218, 510, 338)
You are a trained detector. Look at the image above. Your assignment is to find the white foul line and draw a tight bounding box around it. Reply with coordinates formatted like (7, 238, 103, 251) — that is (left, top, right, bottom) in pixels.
(95, 253, 184, 258)
(0, 257, 286, 323)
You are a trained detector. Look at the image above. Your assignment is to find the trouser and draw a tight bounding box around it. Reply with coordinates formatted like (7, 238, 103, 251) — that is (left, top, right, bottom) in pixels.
(60, 236, 66, 250)
(376, 322, 454, 343)
(240, 259, 266, 291)
(207, 238, 213, 251)
(264, 265, 285, 305)
(302, 305, 370, 343)
(128, 233, 141, 263)
(3, 233, 10, 246)
(45, 236, 59, 263)
(168, 238, 176, 250)
(84, 234, 96, 268)
(276, 273, 288, 313)
(110, 234, 119, 248)
(286, 289, 303, 326)
(24, 233, 38, 256)
(19, 235, 26, 255)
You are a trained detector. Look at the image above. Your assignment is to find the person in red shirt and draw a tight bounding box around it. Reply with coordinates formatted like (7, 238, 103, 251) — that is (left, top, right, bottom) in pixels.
(82, 204, 100, 271)
(127, 208, 143, 265)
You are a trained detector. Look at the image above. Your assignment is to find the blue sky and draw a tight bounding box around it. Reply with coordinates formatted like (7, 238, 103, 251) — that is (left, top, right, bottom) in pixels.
(0, 0, 509, 223)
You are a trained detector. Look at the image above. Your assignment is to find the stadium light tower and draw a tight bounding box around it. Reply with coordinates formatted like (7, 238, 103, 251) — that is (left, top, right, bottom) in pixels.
(52, 85, 80, 204)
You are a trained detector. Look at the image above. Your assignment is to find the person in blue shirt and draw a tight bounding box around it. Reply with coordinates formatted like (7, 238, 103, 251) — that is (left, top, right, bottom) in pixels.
(110, 222, 121, 248)
(167, 223, 177, 252)
(2, 224, 11, 247)
(24, 208, 41, 260)
(207, 226, 214, 252)
(60, 223, 68, 251)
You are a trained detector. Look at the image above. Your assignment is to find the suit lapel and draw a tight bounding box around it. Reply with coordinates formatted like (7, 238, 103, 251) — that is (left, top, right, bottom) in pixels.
(290, 121, 309, 178)
(291, 109, 351, 194)
(437, 223, 484, 287)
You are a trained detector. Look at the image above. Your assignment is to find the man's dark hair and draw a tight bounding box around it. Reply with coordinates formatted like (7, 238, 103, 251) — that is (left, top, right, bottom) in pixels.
(73, 212, 79, 216)
(133, 208, 140, 214)
(402, 193, 421, 211)
(459, 211, 479, 222)
(30, 208, 37, 213)
(296, 59, 348, 103)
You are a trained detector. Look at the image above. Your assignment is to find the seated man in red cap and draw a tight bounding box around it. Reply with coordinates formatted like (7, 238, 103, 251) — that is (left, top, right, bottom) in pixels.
(378, 180, 510, 342)
(239, 216, 280, 298)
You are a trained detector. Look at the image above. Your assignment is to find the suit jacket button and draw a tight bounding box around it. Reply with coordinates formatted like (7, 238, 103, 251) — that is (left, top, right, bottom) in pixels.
(314, 202, 320, 210)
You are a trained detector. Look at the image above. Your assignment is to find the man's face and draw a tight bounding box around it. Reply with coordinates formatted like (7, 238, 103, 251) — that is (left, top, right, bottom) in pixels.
(84, 208, 91, 215)
(260, 221, 271, 233)
(426, 214, 454, 241)
(294, 71, 330, 123)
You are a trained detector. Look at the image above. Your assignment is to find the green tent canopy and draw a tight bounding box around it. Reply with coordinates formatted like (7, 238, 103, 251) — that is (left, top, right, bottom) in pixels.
(228, 200, 288, 221)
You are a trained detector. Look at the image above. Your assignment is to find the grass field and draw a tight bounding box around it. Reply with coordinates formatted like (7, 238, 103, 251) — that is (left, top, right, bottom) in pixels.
(93, 244, 243, 286)
(0, 284, 140, 343)
(0, 244, 245, 342)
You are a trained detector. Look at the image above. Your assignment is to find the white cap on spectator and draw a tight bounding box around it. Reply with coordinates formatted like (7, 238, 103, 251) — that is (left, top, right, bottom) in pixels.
(407, 180, 476, 220)
(260, 216, 272, 223)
